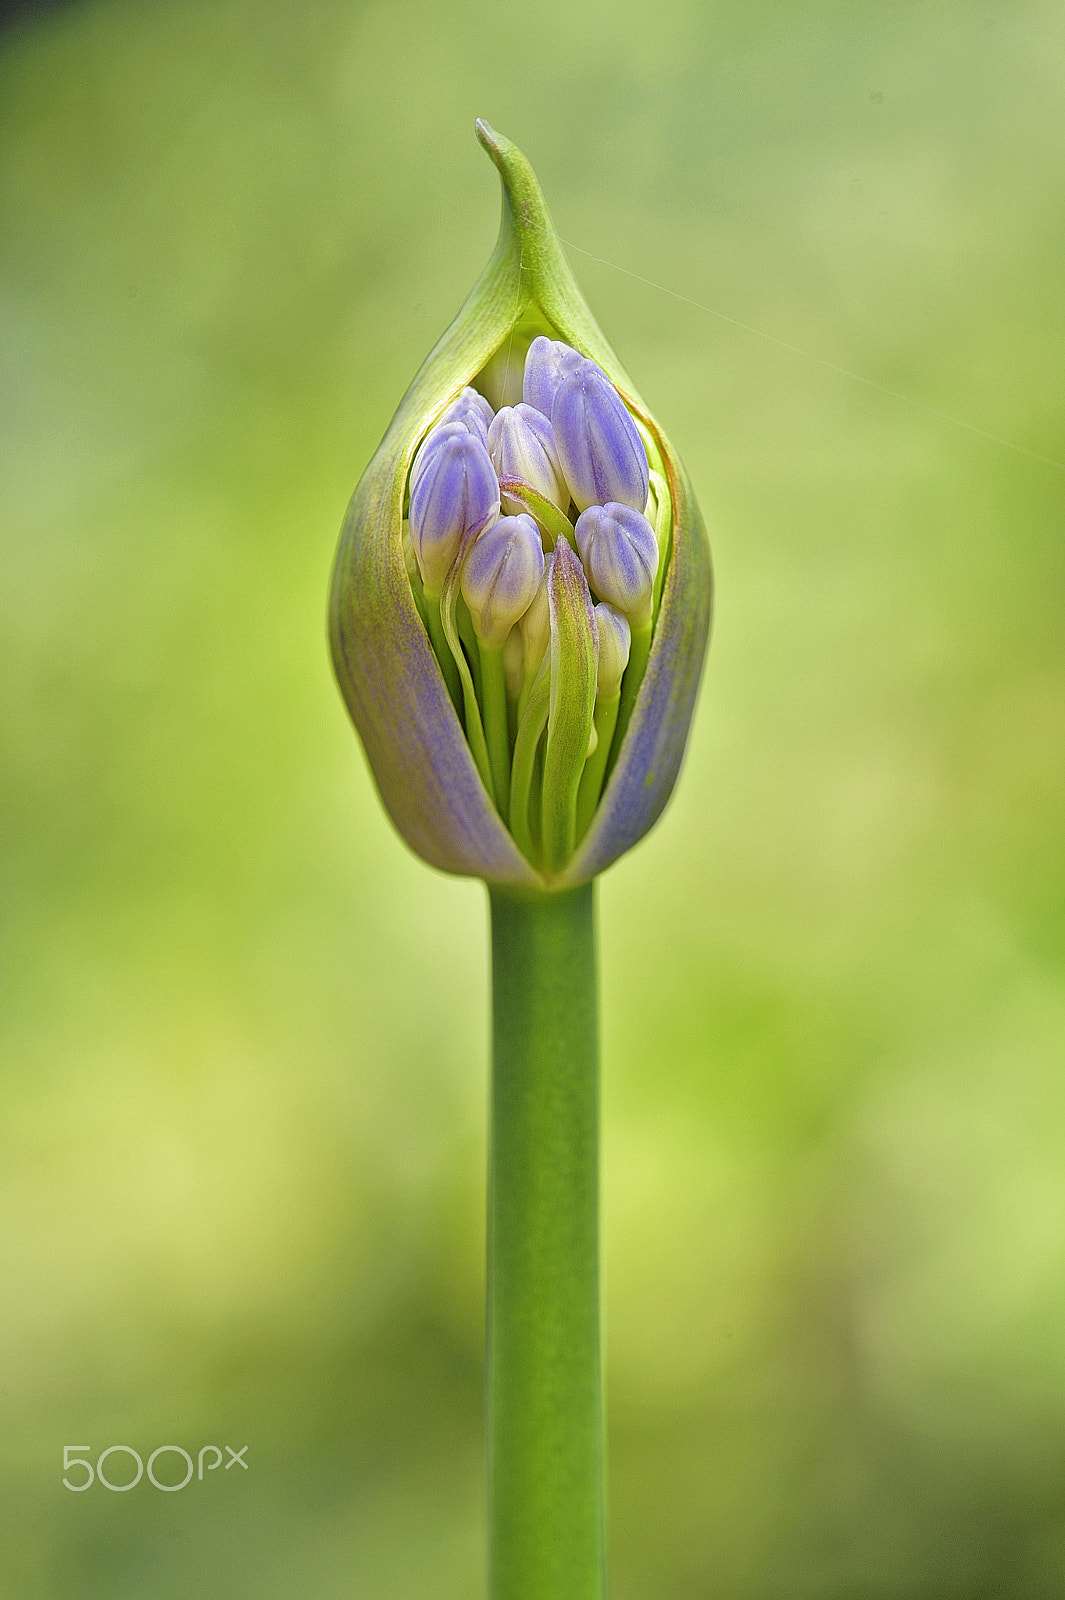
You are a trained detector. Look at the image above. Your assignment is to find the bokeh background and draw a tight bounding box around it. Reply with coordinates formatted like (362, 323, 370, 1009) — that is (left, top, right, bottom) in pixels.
(2, 0, 1064, 1594)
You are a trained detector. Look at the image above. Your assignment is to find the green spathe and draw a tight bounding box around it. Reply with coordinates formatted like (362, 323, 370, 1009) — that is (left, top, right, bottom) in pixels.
(329, 121, 712, 887)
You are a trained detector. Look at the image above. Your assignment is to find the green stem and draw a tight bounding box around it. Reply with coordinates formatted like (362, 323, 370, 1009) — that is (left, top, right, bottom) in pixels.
(487, 882, 604, 1600)
(480, 642, 512, 816)
(605, 619, 651, 783)
(575, 690, 620, 842)
(423, 585, 462, 714)
(517, 651, 546, 725)
(509, 667, 550, 865)
(458, 595, 485, 706)
(439, 568, 494, 799)
(528, 738, 545, 856)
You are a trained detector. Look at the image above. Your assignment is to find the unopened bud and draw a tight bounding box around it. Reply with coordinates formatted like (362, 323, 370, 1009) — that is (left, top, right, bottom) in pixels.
(488, 403, 567, 514)
(439, 386, 494, 443)
(574, 501, 658, 626)
(460, 513, 545, 649)
(410, 420, 473, 496)
(522, 335, 584, 419)
(408, 430, 500, 594)
(329, 121, 712, 888)
(593, 602, 631, 697)
(552, 358, 649, 514)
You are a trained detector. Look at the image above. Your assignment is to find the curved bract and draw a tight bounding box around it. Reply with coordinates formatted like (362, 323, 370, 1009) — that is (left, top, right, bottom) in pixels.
(329, 121, 712, 888)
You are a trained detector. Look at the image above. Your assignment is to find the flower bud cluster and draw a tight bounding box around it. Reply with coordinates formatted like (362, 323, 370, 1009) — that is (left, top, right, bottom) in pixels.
(330, 122, 714, 889)
(404, 341, 662, 867)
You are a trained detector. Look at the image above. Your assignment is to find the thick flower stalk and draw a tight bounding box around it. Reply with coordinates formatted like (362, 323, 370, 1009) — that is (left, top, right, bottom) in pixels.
(329, 123, 712, 1600)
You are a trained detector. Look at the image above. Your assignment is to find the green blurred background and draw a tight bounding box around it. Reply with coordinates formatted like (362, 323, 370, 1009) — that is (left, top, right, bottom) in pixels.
(2, 0, 1064, 1593)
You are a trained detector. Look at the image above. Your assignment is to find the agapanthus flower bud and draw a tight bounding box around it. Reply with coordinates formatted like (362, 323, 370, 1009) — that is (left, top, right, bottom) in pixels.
(408, 429, 500, 594)
(488, 404, 567, 516)
(592, 603, 631, 699)
(574, 502, 658, 627)
(522, 336, 584, 419)
(439, 385, 494, 443)
(329, 121, 712, 887)
(409, 420, 472, 495)
(551, 359, 650, 514)
(461, 514, 545, 649)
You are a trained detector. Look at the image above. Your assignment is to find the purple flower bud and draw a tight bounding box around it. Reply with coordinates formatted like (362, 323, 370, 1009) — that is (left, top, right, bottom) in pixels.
(330, 122, 712, 889)
(456, 385, 495, 424)
(409, 420, 473, 496)
(551, 359, 649, 514)
(522, 335, 584, 418)
(592, 603, 631, 697)
(460, 513, 545, 649)
(487, 403, 566, 514)
(438, 386, 494, 444)
(408, 430, 500, 594)
(574, 501, 658, 625)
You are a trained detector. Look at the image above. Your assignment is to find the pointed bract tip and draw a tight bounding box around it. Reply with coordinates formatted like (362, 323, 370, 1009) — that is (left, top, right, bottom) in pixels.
(475, 118, 502, 154)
